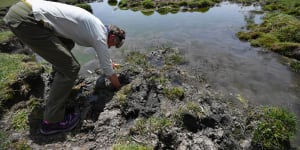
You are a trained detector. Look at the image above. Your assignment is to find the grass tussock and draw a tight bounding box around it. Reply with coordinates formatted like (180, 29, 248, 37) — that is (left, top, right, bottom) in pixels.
(253, 106, 297, 150)
(0, 53, 41, 104)
(0, 31, 14, 43)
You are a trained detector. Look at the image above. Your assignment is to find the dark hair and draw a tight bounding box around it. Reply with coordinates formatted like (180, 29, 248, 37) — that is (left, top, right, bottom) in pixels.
(108, 25, 126, 48)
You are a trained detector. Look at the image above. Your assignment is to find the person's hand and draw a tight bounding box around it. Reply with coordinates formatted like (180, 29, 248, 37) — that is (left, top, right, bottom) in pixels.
(108, 73, 121, 91)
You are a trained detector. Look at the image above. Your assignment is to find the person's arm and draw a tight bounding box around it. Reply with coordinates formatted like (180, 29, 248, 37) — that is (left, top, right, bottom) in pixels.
(93, 41, 121, 90)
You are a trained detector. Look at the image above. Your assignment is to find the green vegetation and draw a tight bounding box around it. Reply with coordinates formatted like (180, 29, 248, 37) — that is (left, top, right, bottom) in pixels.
(164, 54, 185, 65)
(290, 61, 300, 72)
(116, 84, 131, 105)
(253, 106, 297, 150)
(12, 140, 31, 150)
(0, 132, 10, 149)
(12, 109, 29, 131)
(142, 0, 155, 9)
(141, 10, 155, 16)
(131, 116, 173, 135)
(118, 0, 221, 14)
(0, 53, 42, 110)
(163, 87, 184, 100)
(108, 0, 118, 6)
(237, 0, 300, 71)
(173, 101, 204, 125)
(0, 31, 14, 43)
(125, 51, 150, 69)
(113, 143, 152, 150)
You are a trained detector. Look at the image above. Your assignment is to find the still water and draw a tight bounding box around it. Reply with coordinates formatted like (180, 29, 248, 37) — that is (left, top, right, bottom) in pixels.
(75, 0, 300, 145)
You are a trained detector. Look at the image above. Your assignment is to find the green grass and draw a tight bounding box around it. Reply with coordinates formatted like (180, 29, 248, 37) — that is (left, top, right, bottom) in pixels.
(0, 31, 14, 43)
(237, 13, 300, 60)
(172, 101, 205, 127)
(164, 54, 185, 65)
(131, 116, 173, 135)
(0, 132, 10, 149)
(163, 87, 184, 100)
(113, 143, 152, 150)
(253, 107, 297, 149)
(0, 53, 41, 102)
(290, 61, 300, 72)
(116, 84, 131, 105)
(12, 109, 28, 131)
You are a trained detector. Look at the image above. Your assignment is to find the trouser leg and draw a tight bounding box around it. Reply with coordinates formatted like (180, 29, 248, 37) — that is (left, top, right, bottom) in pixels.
(6, 2, 80, 123)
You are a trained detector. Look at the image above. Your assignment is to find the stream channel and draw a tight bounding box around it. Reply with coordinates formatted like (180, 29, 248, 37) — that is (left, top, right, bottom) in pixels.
(72, 0, 300, 145)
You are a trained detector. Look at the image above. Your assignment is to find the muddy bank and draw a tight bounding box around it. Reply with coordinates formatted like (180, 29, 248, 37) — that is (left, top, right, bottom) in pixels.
(0, 46, 298, 149)
(0, 1, 298, 149)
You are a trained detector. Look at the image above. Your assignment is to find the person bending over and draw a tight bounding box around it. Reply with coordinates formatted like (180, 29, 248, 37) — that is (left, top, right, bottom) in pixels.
(4, 0, 126, 135)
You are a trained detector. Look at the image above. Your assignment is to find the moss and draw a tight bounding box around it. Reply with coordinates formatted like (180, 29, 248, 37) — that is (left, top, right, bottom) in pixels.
(253, 106, 297, 150)
(75, 3, 92, 13)
(0, 31, 14, 43)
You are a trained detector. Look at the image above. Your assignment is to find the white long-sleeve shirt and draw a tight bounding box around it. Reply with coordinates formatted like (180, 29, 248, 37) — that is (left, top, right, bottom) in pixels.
(27, 0, 114, 76)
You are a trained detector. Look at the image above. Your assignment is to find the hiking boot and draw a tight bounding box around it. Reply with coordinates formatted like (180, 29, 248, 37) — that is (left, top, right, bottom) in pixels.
(40, 113, 80, 135)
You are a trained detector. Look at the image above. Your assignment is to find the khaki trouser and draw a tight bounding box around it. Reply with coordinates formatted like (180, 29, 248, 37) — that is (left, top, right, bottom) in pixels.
(4, 1, 80, 123)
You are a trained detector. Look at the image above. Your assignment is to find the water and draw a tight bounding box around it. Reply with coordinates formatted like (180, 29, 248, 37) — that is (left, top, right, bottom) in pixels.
(75, 0, 300, 145)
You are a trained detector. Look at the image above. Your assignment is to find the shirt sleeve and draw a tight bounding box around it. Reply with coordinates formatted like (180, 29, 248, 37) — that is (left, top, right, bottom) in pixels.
(93, 41, 115, 76)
